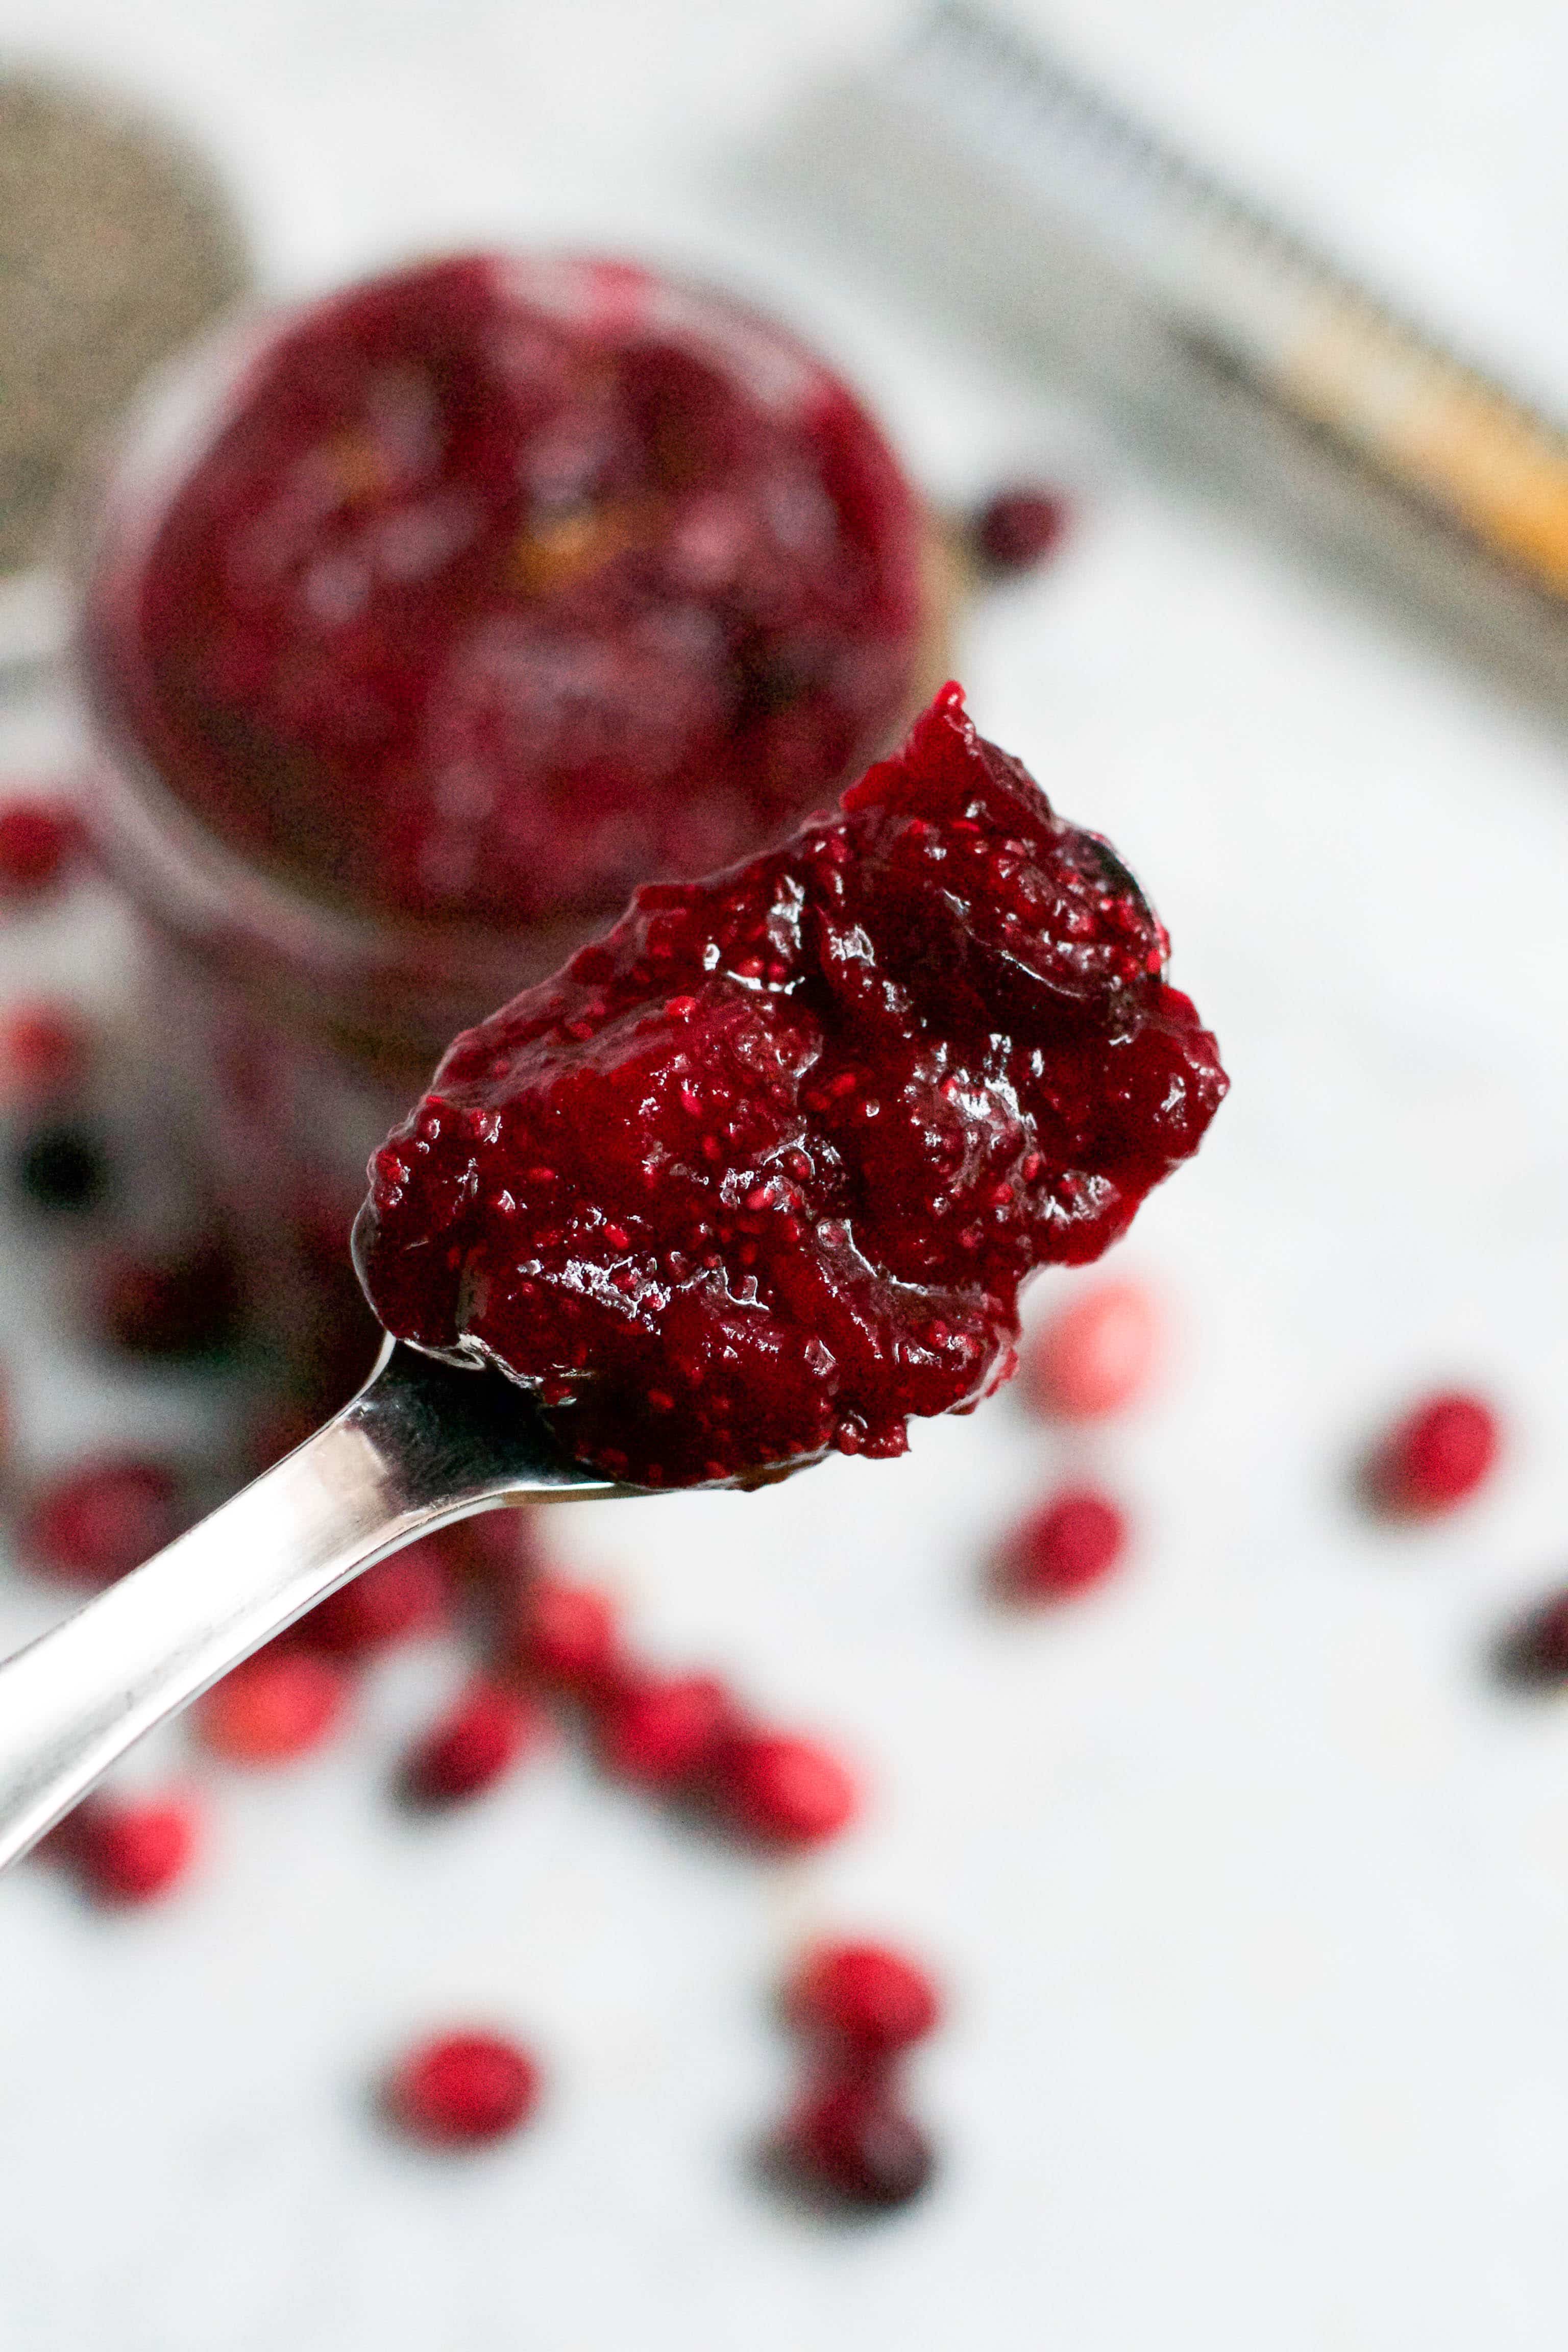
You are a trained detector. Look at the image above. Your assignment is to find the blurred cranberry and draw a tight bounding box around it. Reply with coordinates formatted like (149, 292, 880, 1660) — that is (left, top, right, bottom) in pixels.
(0, 1002, 90, 1099)
(385, 2029, 542, 2146)
(305, 1542, 449, 1656)
(717, 1729, 860, 1847)
(785, 1941, 941, 2058)
(403, 1679, 547, 1804)
(13, 1121, 111, 1213)
(599, 1673, 736, 1789)
(513, 1575, 627, 1698)
(95, 1239, 242, 1358)
(22, 1457, 185, 1586)
(0, 799, 83, 900)
(1003, 1485, 1128, 1600)
(971, 485, 1070, 576)
(66, 1794, 200, 1904)
(1025, 1280, 1159, 1420)
(1370, 1389, 1500, 1514)
(196, 1651, 348, 1764)
(779, 2076, 934, 2208)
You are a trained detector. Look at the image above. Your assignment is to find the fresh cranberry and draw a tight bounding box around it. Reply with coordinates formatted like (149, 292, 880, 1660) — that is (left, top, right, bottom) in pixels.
(599, 1673, 735, 1788)
(971, 485, 1070, 576)
(0, 1002, 90, 1098)
(0, 799, 82, 899)
(386, 2029, 541, 2146)
(195, 1651, 349, 1764)
(403, 1679, 546, 1804)
(13, 1122, 111, 1213)
(94, 1238, 242, 1357)
(717, 1729, 860, 1847)
(22, 1457, 185, 1587)
(1003, 1485, 1128, 1600)
(354, 688, 1226, 1486)
(785, 1940, 942, 2057)
(1370, 1389, 1501, 1513)
(779, 2076, 934, 2208)
(1025, 1280, 1160, 1421)
(108, 253, 923, 932)
(304, 1542, 449, 1656)
(512, 1576, 626, 1697)
(66, 1794, 199, 1904)
(1494, 1590, 1568, 1689)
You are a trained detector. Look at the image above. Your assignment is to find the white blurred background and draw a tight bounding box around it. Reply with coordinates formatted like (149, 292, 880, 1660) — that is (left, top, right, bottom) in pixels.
(3, 3, 1568, 2346)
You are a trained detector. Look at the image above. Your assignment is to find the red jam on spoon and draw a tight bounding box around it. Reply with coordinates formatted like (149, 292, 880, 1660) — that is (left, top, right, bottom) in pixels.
(353, 687, 1227, 1486)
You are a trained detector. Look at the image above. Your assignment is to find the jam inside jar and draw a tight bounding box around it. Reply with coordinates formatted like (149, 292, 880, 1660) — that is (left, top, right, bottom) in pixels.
(75, 252, 937, 1407)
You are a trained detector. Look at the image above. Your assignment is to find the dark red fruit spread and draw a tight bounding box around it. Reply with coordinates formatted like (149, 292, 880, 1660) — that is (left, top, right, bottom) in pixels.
(111, 253, 923, 928)
(354, 687, 1227, 1486)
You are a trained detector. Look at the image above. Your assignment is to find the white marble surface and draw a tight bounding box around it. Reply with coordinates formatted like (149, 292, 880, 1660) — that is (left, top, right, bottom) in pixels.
(3, 3, 1568, 2346)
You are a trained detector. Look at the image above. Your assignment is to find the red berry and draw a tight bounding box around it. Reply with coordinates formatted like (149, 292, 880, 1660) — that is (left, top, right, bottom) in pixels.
(68, 1794, 199, 1904)
(1005, 1485, 1127, 1600)
(403, 1679, 546, 1803)
(0, 799, 82, 899)
(599, 1673, 735, 1788)
(386, 2029, 541, 2146)
(196, 1651, 348, 1764)
(0, 1001, 90, 1099)
(718, 1729, 860, 1846)
(1025, 1280, 1159, 1420)
(513, 1575, 625, 1696)
(445, 1506, 546, 1589)
(972, 485, 1070, 576)
(780, 2076, 934, 2208)
(304, 1542, 448, 1656)
(1373, 1389, 1501, 1513)
(95, 1239, 242, 1357)
(785, 1940, 942, 2056)
(22, 1457, 184, 1587)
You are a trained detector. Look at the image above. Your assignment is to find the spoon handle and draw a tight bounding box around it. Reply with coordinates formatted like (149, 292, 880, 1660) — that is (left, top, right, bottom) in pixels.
(0, 1342, 615, 1874)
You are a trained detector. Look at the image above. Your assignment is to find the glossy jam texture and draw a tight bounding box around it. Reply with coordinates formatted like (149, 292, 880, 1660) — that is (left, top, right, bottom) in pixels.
(116, 254, 924, 928)
(355, 687, 1227, 1484)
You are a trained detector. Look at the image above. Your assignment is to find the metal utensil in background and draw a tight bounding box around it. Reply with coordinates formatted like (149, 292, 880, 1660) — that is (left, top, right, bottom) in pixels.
(755, 1, 1568, 719)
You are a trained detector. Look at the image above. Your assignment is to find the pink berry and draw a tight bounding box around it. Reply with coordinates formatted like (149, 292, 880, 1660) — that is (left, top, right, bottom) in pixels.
(22, 1457, 184, 1587)
(0, 1001, 90, 1099)
(1005, 1485, 1127, 1599)
(1025, 1280, 1159, 1420)
(718, 1729, 860, 1847)
(972, 485, 1070, 576)
(785, 1940, 942, 2057)
(403, 1679, 546, 1803)
(513, 1575, 626, 1697)
(196, 1651, 348, 1764)
(386, 2029, 541, 2145)
(95, 1239, 241, 1357)
(67, 1794, 199, 1904)
(1373, 1389, 1501, 1513)
(779, 2076, 934, 2207)
(599, 1673, 735, 1788)
(304, 1542, 448, 1656)
(0, 799, 82, 899)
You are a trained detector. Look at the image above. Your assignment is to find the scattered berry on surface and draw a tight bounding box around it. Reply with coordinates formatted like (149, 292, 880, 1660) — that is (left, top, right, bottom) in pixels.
(403, 1679, 546, 1804)
(195, 1651, 349, 1765)
(599, 1673, 735, 1789)
(385, 2029, 541, 2146)
(1370, 1389, 1501, 1514)
(0, 799, 83, 900)
(304, 1542, 448, 1657)
(0, 1002, 90, 1099)
(1003, 1485, 1128, 1600)
(22, 1456, 184, 1586)
(1024, 1280, 1159, 1421)
(66, 1794, 200, 1904)
(778, 2076, 934, 2208)
(717, 1729, 860, 1847)
(971, 485, 1070, 576)
(785, 1940, 942, 2058)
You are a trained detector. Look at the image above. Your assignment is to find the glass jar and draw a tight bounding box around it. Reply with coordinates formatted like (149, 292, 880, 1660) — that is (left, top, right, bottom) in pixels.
(74, 253, 946, 1409)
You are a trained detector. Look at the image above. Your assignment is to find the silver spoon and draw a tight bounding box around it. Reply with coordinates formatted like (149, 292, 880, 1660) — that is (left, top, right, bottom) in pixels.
(0, 1338, 634, 1874)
